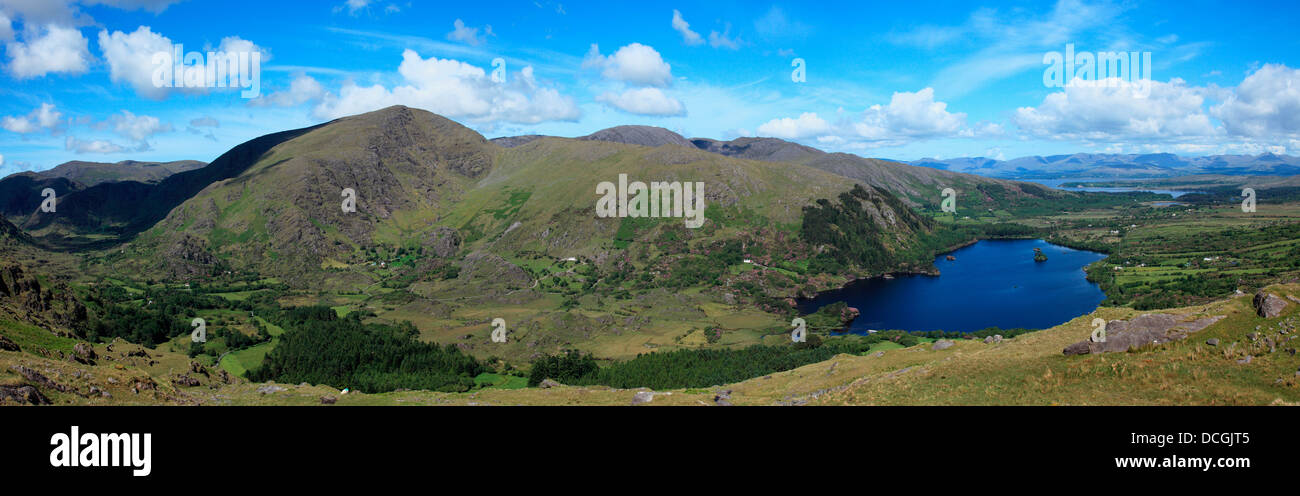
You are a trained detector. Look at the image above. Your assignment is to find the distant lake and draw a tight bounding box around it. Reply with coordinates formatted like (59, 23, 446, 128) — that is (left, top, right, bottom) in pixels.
(1030, 178, 1196, 198)
(797, 239, 1107, 333)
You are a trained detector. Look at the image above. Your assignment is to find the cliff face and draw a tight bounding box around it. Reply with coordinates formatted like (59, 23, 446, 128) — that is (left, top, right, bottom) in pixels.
(0, 264, 87, 332)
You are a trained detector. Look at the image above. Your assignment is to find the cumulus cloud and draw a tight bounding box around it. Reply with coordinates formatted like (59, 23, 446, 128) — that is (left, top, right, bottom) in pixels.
(757, 112, 832, 139)
(98, 26, 268, 99)
(106, 110, 172, 142)
(445, 19, 491, 46)
(1, 103, 62, 134)
(671, 10, 703, 46)
(97, 26, 172, 98)
(854, 88, 967, 140)
(5, 24, 91, 78)
(596, 87, 685, 116)
(583, 43, 673, 87)
(65, 135, 131, 154)
(1212, 64, 1300, 140)
(311, 49, 580, 124)
(254, 74, 325, 107)
(1012, 77, 1216, 141)
(756, 88, 974, 147)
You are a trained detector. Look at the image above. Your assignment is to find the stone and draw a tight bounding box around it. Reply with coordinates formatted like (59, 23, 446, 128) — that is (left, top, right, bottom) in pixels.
(631, 391, 655, 405)
(320, 396, 337, 405)
(1246, 332, 1258, 341)
(0, 335, 19, 352)
(539, 378, 561, 389)
(932, 339, 955, 351)
(1237, 356, 1252, 365)
(0, 385, 52, 405)
(983, 334, 1004, 344)
(1063, 314, 1225, 356)
(1253, 291, 1289, 318)
(1206, 338, 1220, 346)
(256, 384, 286, 395)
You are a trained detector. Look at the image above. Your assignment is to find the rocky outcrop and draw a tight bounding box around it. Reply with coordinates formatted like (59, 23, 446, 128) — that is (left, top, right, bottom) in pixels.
(422, 227, 461, 258)
(0, 335, 19, 352)
(458, 251, 532, 289)
(163, 234, 218, 277)
(580, 125, 691, 148)
(0, 264, 87, 328)
(1063, 314, 1225, 356)
(0, 385, 52, 405)
(840, 306, 860, 328)
(1253, 290, 1289, 318)
(932, 339, 955, 351)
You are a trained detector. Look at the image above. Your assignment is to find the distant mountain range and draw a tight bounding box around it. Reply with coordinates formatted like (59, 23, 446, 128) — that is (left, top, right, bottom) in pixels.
(910, 153, 1300, 179)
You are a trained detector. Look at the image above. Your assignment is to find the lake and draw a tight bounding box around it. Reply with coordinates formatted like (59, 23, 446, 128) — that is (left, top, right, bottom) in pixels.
(1029, 178, 1197, 198)
(797, 239, 1107, 333)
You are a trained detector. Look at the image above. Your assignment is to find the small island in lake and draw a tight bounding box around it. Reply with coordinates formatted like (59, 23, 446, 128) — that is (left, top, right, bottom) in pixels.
(946, 255, 956, 261)
(1033, 247, 1048, 262)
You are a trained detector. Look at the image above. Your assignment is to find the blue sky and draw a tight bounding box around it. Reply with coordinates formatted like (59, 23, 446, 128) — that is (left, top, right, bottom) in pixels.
(2, 0, 1299, 175)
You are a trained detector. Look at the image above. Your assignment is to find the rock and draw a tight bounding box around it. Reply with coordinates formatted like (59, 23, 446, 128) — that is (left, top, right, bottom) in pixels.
(189, 361, 209, 376)
(172, 375, 200, 387)
(1237, 356, 1252, 365)
(631, 391, 656, 405)
(1206, 338, 1220, 346)
(422, 227, 462, 258)
(983, 334, 1004, 344)
(840, 306, 861, 327)
(256, 384, 286, 395)
(538, 378, 561, 389)
(871, 351, 885, 358)
(1253, 291, 1288, 318)
(0, 335, 19, 352)
(320, 396, 337, 405)
(1063, 314, 1225, 356)
(10, 365, 68, 392)
(713, 389, 732, 405)
(1246, 332, 1259, 341)
(0, 385, 52, 405)
(931, 339, 955, 351)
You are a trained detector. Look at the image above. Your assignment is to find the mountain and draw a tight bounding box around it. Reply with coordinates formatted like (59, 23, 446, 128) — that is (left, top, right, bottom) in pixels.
(6, 159, 206, 187)
(913, 153, 1300, 179)
(110, 106, 933, 288)
(579, 125, 693, 147)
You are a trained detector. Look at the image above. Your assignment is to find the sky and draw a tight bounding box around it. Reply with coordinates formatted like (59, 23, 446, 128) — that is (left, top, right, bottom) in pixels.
(1, 0, 1299, 176)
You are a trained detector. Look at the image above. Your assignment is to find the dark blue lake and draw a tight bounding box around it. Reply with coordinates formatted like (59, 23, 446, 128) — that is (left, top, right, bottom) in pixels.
(797, 239, 1107, 333)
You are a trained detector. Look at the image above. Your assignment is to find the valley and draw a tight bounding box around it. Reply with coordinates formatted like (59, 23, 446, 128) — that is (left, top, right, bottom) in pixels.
(2, 106, 1299, 406)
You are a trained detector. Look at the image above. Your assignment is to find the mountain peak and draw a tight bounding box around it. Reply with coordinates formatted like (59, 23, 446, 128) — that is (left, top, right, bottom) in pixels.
(579, 125, 690, 147)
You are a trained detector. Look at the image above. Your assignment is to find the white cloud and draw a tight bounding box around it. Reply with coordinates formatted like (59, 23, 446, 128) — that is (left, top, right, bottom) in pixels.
(255, 74, 325, 107)
(312, 49, 580, 124)
(65, 135, 130, 154)
(757, 112, 832, 139)
(708, 25, 742, 50)
(583, 43, 672, 87)
(5, 24, 91, 78)
(753, 6, 810, 40)
(756, 88, 974, 147)
(1, 103, 61, 134)
(671, 10, 703, 46)
(97, 26, 172, 98)
(446, 19, 491, 46)
(854, 88, 967, 140)
(1212, 64, 1300, 140)
(107, 110, 172, 142)
(336, 0, 371, 15)
(98, 27, 267, 99)
(596, 87, 685, 116)
(1013, 77, 1216, 141)
(0, 12, 13, 42)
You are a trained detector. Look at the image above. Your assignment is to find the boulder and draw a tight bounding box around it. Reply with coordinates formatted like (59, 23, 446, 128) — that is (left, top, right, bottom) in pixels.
(72, 342, 96, 365)
(320, 396, 337, 405)
(931, 339, 955, 351)
(840, 306, 861, 327)
(1063, 314, 1225, 356)
(538, 378, 561, 389)
(0, 335, 19, 352)
(1206, 338, 1220, 346)
(1253, 291, 1288, 318)
(631, 391, 655, 405)
(983, 334, 1004, 344)
(256, 384, 286, 395)
(0, 385, 52, 405)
